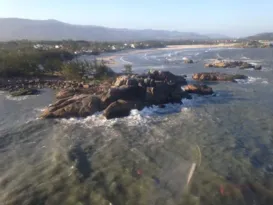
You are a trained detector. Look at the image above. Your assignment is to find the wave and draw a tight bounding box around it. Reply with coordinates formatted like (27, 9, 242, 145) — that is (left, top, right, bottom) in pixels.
(216, 53, 224, 59)
(58, 99, 198, 129)
(120, 56, 133, 64)
(240, 56, 250, 60)
(5, 94, 39, 101)
(261, 67, 272, 72)
(235, 76, 269, 84)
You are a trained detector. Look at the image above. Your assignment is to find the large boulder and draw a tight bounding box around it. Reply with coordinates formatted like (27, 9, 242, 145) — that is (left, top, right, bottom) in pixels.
(145, 83, 189, 105)
(41, 95, 102, 118)
(10, 88, 39, 96)
(192, 72, 247, 82)
(113, 76, 130, 87)
(103, 100, 144, 119)
(147, 71, 187, 86)
(239, 62, 255, 69)
(113, 75, 139, 87)
(184, 84, 213, 95)
(254, 65, 262, 70)
(101, 85, 146, 108)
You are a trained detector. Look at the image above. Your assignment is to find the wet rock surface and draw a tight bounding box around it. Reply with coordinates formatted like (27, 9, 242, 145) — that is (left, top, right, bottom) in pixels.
(41, 95, 102, 118)
(10, 88, 40, 96)
(205, 60, 262, 70)
(184, 84, 213, 95)
(193, 72, 248, 82)
(41, 70, 190, 119)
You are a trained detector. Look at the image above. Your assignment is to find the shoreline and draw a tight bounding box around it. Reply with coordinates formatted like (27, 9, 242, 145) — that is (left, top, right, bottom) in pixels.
(98, 43, 239, 65)
(161, 43, 239, 50)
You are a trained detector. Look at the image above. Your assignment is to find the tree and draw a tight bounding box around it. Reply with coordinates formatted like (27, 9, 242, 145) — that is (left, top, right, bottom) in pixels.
(123, 64, 133, 74)
(61, 61, 83, 80)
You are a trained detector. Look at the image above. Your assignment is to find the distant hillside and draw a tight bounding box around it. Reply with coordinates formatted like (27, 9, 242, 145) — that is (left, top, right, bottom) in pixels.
(245, 32, 273, 41)
(0, 18, 211, 41)
(205, 33, 231, 39)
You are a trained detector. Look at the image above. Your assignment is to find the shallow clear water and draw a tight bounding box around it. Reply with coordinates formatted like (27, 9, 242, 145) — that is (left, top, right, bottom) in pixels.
(1, 48, 273, 205)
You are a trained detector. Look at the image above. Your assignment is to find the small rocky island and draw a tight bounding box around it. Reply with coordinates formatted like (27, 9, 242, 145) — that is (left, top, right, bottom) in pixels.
(41, 70, 191, 119)
(38, 70, 248, 120)
(192, 72, 248, 82)
(205, 60, 262, 70)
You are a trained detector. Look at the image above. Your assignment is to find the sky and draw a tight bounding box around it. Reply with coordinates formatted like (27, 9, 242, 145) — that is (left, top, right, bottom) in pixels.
(0, 0, 272, 37)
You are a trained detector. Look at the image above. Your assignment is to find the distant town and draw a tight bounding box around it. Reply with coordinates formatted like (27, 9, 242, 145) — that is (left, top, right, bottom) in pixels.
(1, 39, 272, 58)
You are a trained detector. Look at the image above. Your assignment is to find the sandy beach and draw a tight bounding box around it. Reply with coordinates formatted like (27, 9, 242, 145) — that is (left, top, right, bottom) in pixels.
(162, 43, 238, 50)
(98, 43, 239, 65)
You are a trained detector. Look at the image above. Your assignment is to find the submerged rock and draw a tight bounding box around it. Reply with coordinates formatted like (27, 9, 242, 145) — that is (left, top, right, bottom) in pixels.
(10, 88, 39, 96)
(184, 84, 213, 95)
(192, 72, 247, 82)
(184, 59, 194, 64)
(254, 65, 262, 70)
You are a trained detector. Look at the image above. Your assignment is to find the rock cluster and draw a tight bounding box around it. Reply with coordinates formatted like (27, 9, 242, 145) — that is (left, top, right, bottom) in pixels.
(205, 60, 262, 70)
(41, 71, 192, 119)
(192, 72, 248, 82)
(10, 88, 40, 97)
(0, 78, 112, 96)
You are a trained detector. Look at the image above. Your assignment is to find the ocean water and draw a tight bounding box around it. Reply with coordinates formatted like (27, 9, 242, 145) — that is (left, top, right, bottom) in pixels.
(1, 48, 273, 205)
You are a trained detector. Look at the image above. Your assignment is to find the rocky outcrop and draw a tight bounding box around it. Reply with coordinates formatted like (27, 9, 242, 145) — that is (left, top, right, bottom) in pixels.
(101, 85, 146, 108)
(41, 70, 190, 119)
(0, 78, 113, 96)
(192, 72, 247, 82)
(205, 60, 262, 70)
(10, 88, 40, 96)
(184, 84, 213, 95)
(41, 95, 102, 118)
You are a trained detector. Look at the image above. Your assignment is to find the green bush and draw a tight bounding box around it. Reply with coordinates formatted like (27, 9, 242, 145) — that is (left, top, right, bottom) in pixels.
(0, 49, 73, 77)
(61, 60, 115, 81)
(123, 64, 133, 74)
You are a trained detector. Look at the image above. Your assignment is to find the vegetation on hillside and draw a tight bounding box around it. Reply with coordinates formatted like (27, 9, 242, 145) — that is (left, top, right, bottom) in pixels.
(61, 60, 115, 81)
(0, 48, 114, 80)
(0, 49, 73, 77)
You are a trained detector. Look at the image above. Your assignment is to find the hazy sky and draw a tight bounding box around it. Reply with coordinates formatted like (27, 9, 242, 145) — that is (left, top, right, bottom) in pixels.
(0, 0, 272, 37)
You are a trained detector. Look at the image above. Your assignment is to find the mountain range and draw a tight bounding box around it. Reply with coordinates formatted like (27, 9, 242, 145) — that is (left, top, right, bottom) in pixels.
(0, 18, 230, 41)
(245, 32, 273, 41)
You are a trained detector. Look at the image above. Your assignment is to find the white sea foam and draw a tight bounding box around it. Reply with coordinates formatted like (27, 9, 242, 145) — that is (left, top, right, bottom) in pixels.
(120, 56, 133, 64)
(57, 98, 199, 129)
(241, 56, 250, 60)
(235, 76, 269, 84)
(216, 53, 224, 59)
(261, 67, 272, 72)
(34, 107, 47, 112)
(5, 94, 38, 101)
